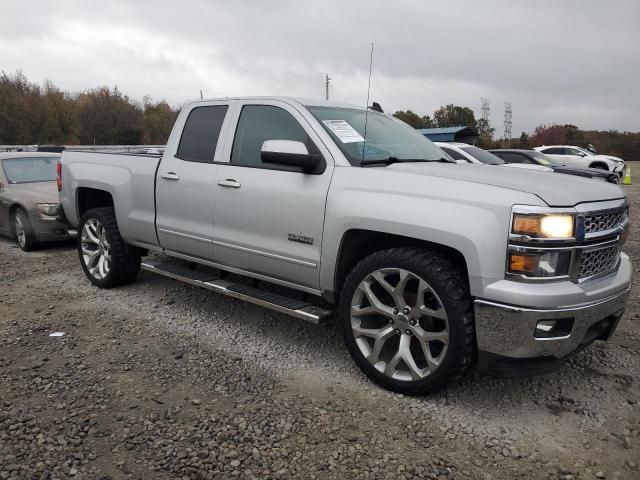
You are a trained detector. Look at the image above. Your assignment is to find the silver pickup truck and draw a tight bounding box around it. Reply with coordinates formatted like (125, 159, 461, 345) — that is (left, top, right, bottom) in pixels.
(58, 97, 631, 394)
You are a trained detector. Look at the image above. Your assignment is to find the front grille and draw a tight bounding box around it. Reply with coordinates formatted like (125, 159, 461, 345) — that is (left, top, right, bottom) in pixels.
(584, 209, 627, 235)
(578, 245, 621, 280)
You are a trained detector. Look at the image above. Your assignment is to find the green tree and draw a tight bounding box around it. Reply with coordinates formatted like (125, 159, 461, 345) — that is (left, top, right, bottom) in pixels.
(433, 104, 477, 128)
(392, 110, 433, 129)
(519, 131, 529, 148)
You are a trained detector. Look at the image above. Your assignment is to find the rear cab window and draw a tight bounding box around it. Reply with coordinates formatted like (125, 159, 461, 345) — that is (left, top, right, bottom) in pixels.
(176, 105, 229, 163)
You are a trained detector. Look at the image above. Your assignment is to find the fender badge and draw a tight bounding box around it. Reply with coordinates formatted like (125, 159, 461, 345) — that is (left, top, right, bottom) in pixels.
(288, 232, 314, 245)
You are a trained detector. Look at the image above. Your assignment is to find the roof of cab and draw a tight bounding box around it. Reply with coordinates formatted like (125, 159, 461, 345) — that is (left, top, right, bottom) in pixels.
(186, 96, 368, 111)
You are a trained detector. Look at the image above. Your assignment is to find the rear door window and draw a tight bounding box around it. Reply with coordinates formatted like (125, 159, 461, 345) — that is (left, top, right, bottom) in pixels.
(542, 147, 565, 155)
(500, 153, 532, 164)
(176, 105, 229, 163)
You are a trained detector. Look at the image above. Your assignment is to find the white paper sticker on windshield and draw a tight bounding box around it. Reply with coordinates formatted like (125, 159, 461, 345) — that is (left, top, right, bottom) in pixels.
(322, 120, 364, 143)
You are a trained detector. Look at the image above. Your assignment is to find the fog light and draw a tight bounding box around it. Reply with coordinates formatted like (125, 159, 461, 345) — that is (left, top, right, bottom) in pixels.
(535, 318, 574, 339)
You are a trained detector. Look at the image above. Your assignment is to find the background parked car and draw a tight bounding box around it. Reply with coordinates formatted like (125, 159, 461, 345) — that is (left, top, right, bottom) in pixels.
(533, 145, 625, 178)
(0, 152, 71, 251)
(434, 142, 553, 172)
(490, 149, 619, 184)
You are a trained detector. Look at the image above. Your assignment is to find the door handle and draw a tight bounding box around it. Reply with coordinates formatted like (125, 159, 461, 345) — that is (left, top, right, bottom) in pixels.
(160, 172, 180, 181)
(217, 179, 241, 188)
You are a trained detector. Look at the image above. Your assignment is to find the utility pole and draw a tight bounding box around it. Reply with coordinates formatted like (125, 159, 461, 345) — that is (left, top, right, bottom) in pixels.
(480, 98, 491, 139)
(200, 90, 203, 100)
(325, 74, 331, 100)
(481, 98, 490, 125)
(502, 102, 513, 148)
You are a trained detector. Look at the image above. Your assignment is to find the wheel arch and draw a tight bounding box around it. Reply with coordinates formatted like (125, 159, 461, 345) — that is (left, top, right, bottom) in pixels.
(76, 187, 114, 219)
(588, 161, 610, 171)
(332, 229, 470, 302)
(8, 202, 29, 234)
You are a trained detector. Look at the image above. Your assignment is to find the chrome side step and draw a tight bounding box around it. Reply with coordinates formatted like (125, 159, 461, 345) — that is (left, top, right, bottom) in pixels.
(140, 261, 333, 325)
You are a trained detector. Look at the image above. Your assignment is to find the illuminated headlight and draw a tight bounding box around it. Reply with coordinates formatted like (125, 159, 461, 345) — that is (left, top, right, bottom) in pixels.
(512, 213, 575, 239)
(36, 203, 61, 216)
(509, 251, 572, 277)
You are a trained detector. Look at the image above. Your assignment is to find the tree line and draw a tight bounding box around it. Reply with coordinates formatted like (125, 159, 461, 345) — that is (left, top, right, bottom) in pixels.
(0, 71, 178, 145)
(393, 106, 640, 160)
(1, 71, 638, 159)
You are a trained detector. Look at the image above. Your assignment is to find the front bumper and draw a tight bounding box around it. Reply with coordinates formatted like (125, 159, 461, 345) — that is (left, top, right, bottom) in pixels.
(474, 284, 630, 376)
(31, 215, 74, 242)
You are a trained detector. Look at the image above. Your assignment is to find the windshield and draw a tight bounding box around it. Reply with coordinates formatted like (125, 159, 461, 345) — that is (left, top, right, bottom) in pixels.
(529, 151, 562, 166)
(2, 157, 58, 184)
(460, 146, 504, 165)
(307, 107, 446, 165)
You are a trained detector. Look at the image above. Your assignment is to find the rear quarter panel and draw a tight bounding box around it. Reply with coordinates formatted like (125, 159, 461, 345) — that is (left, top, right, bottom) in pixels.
(59, 151, 161, 247)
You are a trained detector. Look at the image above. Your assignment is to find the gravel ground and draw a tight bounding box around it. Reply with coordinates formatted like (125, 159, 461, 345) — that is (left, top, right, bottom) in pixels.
(1, 185, 639, 480)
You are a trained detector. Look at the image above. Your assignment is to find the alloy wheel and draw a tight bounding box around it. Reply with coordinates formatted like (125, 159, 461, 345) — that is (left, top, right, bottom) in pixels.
(350, 268, 449, 381)
(81, 218, 111, 280)
(15, 215, 26, 248)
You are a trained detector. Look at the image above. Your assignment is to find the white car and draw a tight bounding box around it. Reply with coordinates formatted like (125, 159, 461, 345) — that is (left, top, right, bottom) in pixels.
(435, 142, 553, 172)
(533, 145, 625, 178)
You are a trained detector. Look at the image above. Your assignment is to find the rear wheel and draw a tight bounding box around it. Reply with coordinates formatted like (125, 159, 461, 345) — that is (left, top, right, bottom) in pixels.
(78, 207, 140, 288)
(13, 208, 37, 252)
(339, 247, 476, 394)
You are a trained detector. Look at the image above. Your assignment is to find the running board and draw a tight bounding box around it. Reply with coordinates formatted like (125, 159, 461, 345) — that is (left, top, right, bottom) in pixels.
(140, 261, 333, 325)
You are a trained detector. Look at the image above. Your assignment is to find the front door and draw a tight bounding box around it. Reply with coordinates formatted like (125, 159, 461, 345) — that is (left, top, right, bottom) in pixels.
(212, 101, 333, 289)
(155, 102, 231, 259)
(0, 167, 9, 234)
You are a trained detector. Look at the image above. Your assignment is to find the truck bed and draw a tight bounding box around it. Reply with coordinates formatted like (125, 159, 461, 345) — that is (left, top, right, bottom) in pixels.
(59, 150, 162, 249)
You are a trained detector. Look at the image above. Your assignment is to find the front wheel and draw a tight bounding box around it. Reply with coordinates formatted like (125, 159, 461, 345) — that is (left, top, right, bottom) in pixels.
(13, 208, 37, 251)
(78, 207, 140, 288)
(339, 247, 476, 394)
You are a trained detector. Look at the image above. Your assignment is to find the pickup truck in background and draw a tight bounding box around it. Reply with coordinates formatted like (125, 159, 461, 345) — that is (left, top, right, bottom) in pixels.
(58, 97, 631, 393)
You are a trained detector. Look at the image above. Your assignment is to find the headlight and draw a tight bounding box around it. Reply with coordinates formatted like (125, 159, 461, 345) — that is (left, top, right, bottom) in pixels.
(508, 251, 572, 278)
(36, 203, 61, 216)
(512, 213, 575, 239)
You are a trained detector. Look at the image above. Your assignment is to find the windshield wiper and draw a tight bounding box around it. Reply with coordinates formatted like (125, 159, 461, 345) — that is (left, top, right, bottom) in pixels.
(360, 156, 453, 166)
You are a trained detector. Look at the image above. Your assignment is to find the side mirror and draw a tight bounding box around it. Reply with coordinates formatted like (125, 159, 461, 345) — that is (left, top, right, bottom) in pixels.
(577, 152, 586, 157)
(261, 140, 321, 172)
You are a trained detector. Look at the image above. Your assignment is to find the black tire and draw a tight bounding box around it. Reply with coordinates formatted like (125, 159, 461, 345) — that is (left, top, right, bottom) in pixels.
(13, 208, 38, 252)
(339, 247, 476, 394)
(78, 207, 140, 288)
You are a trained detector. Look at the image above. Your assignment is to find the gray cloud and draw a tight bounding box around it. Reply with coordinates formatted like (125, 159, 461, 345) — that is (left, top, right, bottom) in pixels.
(2, 0, 639, 135)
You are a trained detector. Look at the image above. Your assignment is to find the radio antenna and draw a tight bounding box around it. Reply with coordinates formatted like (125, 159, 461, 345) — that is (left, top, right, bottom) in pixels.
(361, 42, 374, 161)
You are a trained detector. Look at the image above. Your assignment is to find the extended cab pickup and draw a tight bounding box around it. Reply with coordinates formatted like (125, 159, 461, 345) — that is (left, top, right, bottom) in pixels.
(59, 97, 632, 393)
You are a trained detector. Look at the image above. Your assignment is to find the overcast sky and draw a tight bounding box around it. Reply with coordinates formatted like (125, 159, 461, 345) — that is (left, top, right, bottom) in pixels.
(2, 0, 639, 135)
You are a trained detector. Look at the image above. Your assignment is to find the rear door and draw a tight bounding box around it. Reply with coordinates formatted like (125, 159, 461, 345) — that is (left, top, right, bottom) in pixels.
(211, 100, 334, 290)
(541, 147, 578, 166)
(155, 101, 232, 260)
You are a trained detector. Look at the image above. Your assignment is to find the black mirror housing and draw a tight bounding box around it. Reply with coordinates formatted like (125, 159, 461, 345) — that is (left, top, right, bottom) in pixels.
(261, 150, 322, 172)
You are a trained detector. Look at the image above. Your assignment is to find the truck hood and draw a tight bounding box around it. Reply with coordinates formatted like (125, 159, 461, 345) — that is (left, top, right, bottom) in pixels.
(386, 162, 624, 207)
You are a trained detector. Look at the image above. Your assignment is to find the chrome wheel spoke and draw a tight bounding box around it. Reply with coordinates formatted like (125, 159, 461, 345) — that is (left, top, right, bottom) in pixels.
(357, 280, 395, 318)
(413, 326, 449, 345)
(367, 326, 395, 363)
